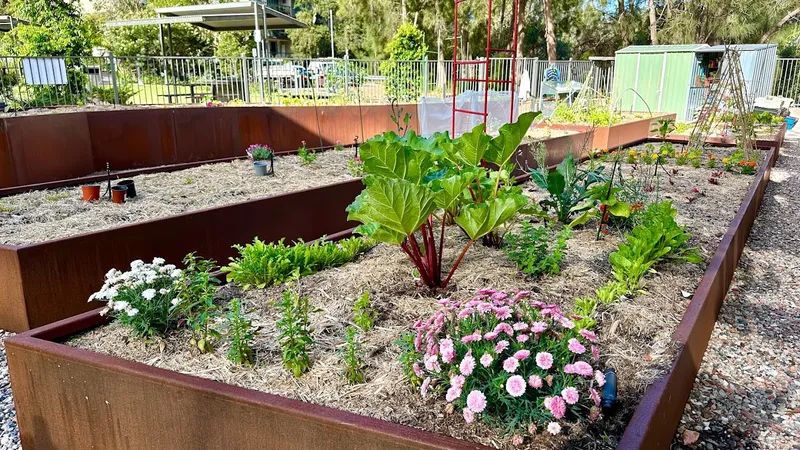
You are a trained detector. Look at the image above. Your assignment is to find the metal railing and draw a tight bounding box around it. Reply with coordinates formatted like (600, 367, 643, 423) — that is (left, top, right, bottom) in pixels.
(773, 58, 800, 103)
(0, 54, 622, 110)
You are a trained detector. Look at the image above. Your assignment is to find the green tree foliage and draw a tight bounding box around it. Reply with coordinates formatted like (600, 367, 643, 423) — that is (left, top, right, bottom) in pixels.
(0, 0, 95, 56)
(381, 23, 427, 102)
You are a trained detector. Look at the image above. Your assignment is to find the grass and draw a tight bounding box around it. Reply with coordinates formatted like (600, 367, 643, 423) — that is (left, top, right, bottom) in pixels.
(45, 193, 69, 201)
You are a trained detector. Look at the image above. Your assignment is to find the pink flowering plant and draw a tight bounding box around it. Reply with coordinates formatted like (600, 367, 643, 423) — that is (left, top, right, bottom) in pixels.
(246, 144, 274, 161)
(405, 288, 604, 434)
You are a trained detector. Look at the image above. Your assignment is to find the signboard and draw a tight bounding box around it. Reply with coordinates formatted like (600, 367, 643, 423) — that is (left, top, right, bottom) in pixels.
(22, 57, 68, 85)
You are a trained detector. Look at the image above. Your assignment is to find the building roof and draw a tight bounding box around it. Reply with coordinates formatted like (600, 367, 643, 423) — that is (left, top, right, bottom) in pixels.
(105, 1, 306, 31)
(617, 43, 779, 55)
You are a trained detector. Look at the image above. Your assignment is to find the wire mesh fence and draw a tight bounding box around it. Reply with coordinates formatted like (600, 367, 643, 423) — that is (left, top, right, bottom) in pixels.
(1, 54, 792, 110)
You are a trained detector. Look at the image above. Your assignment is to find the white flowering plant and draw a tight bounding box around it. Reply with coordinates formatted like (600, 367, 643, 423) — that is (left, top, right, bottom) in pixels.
(89, 257, 183, 337)
(404, 288, 604, 437)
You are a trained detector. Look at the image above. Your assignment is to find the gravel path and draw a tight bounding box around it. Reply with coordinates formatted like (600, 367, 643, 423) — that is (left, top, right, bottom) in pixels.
(674, 131, 800, 449)
(0, 331, 19, 450)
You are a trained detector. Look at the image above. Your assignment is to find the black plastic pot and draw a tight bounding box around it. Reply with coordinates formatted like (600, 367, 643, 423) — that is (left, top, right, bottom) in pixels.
(116, 180, 136, 198)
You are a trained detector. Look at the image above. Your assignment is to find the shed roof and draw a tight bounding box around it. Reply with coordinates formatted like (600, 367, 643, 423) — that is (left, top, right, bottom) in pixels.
(698, 44, 778, 53)
(105, 1, 305, 31)
(616, 44, 708, 54)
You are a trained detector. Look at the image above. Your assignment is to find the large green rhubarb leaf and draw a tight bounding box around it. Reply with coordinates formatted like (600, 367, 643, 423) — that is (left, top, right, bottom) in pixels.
(359, 139, 432, 183)
(454, 194, 528, 240)
(431, 169, 480, 211)
(451, 123, 491, 167)
(485, 111, 540, 166)
(346, 178, 437, 244)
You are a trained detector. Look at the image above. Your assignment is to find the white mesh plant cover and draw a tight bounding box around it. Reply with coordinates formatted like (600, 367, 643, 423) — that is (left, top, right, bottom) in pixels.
(418, 90, 520, 137)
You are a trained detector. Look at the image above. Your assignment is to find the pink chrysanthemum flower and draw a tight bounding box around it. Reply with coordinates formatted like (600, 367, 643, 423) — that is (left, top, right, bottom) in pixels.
(512, 321, 528, 331)
(530, 321, 547, 333)
(480, 353, 493, 367)
(493, 322, 514, 336)
(561, 386, 579, 405)
(420, 377, 431, 398)
(516, 334, 529, 343)
(513, 350, 530, 360)
(477, 302, 494, 314)
(483, 331, 499, 340)
(461, 332, 482, 344)
(492, 292, 509, 301)
(412, 363, 423, 377)
(580, 329, 598, 343)
(457, 307, 475, 319)
(528, 375, 543, 389)
(568, 338, 586, 354)
(466, 390, 487, 413)
(592, 345, 599, 360)
(424, 354, 440, 372)
(503, 357, 520, 373)
(450, 374, 465, 390)
(545, 395, 566, 419)
(589, 387, 601, 406)
(564, 361, 593, 377)
(536, 352, 554, 370)
(437, 299, 450, 306)
(446, 386, 462, 402)
(495, 340, 510, 353)
(495, 306, 512, 320)
(463, 408, 475, 423)
(511, 435, 524, 447)
(547, 422, 562, 435)
(560, 318, 576, 329)
(512, 290, 530, 303)
(506, 375, 526, 397)
(595, 370, 606, 387)
(460, 353, 476, 376)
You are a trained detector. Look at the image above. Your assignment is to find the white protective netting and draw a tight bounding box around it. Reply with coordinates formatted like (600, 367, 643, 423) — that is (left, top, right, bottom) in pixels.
(417, 90, 520, 137)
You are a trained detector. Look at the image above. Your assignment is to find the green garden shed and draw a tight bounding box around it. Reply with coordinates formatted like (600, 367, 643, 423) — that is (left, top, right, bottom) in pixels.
(612, 44, 778, 121)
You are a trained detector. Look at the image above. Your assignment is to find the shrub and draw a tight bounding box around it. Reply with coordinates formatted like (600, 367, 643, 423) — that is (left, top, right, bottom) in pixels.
(172, 253, 221, 353)
(405, 288, 603, 435)
(341, 326, 366, 384)
(89, 85, 137, 105)
(275, 290, 314, 377)
(347, 112, 538, 289)
(222, 237, 373, 290)
(90, 258, 183, 337)
(225, 298, 257, 366)
(503, 222, 571, 278)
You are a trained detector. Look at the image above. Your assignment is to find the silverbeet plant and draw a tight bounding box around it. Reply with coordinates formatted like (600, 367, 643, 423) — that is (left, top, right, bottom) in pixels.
(347, 112, 539, 290)
(275, 290, 315, 377)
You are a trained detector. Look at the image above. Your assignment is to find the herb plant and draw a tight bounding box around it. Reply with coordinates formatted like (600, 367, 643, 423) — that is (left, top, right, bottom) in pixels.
(222, 237, 372, 290)
(503, 222, 571, 278)
(173, 253, 221, 353)
(89, 258, 182, 337)
(347, 112, 538, 289)
(297, 141, 317, 165)
(353, 291, 376, 331)
(341, 326, 366, 384)
(225, 298, 257, 366)
(529, 152, 607, 224)
(650, 118, 676, 139)
(406, 288, 603, 434)
(396, 333, 423, 389)
(275, 290, 314, 377)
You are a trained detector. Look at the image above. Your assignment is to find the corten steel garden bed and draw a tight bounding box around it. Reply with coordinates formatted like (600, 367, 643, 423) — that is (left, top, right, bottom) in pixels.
(4, 140, 781, 450)
(661, 121, 788, 151)
(543, 114, 676, 150)
(0, 104, 416, 193)
(0, 179, 364, 332)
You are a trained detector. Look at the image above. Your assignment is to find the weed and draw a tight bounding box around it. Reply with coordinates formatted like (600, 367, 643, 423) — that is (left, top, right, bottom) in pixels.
(225, 298, 257, 366)
(341, 326, 366, 384)
(275, 290, 314, 377)
(353, 291, 376, 331)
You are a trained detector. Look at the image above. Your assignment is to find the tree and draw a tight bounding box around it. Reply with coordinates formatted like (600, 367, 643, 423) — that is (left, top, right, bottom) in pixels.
(543, 0, 557, 62)
(648, 0, 658, 44)
(1, 0, 95, 56)
(382, 23, 427, 101)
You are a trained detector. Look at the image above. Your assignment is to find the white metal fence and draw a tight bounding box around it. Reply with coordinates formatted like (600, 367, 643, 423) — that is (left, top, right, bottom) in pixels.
(0, 54, 795, 110)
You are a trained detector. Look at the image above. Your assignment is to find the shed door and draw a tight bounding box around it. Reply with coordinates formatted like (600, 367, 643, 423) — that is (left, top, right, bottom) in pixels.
(633, 53, 665, 113)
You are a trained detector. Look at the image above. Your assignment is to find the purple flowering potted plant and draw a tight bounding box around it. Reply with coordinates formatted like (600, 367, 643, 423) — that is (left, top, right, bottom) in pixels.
(246, 144, 275, 176)
(401, 288, 605, 445)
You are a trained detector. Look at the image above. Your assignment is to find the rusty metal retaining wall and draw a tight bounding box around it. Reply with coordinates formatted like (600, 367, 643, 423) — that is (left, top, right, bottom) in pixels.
(618, 143, 780, 449)
(0, 179, 364, 332)
(0, 104, 417, 191)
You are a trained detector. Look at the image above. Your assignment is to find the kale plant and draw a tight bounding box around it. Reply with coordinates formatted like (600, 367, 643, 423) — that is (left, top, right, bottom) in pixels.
(529, 151, 607, 224)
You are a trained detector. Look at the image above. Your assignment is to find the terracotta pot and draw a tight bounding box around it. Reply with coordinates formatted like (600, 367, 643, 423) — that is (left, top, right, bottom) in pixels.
(81, 185, 100, 201)
(111, 185, 127, 204)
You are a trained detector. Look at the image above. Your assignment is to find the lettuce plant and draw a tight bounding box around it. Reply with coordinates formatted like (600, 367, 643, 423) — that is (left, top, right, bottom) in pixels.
(405, 288, 603, 436)
(346, 112, 539, 289)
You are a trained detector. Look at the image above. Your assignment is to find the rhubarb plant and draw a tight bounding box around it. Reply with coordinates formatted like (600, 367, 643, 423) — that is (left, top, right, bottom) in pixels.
(347, 112, 539, 289)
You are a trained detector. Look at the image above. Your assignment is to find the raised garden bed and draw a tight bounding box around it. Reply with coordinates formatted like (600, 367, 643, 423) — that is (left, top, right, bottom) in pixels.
(5, 135, 779, 449)
(0, 104, 413, 193)
(542, 114, 677, 151)
(662, 122, 788, 151)
(0, 150, 356, 245)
